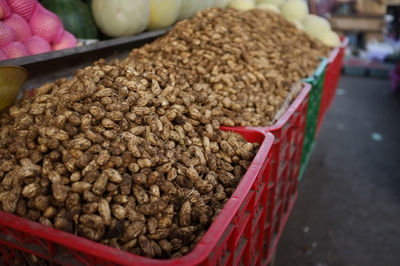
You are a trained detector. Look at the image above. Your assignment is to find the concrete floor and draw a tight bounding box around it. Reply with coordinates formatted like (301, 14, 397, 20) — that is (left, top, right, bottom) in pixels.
(276, 76, 400, 266)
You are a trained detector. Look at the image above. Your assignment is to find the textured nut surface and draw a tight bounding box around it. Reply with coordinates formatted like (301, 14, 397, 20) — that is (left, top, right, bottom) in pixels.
(0, 7, 328, 260)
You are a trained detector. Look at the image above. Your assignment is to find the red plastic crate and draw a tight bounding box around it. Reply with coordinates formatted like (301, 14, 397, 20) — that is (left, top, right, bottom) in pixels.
(260, 83, 310, 263)
(0, 128, 276, 266)
(317, 37, 349, 133)
(263, 82, 310, 184)
(222, 82, 311, 264)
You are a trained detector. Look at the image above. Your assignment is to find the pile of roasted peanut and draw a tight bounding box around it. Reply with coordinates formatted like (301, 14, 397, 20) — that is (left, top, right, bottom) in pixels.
(125, 8, 330, 126)
(0, 59, 258, 258)
(0, 8, 329, 259)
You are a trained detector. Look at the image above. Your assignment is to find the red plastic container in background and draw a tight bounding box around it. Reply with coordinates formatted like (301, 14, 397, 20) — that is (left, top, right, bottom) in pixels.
(317, 37, 349, 134)
(222, 82, 311, 263)
(0, 128, 277, 265)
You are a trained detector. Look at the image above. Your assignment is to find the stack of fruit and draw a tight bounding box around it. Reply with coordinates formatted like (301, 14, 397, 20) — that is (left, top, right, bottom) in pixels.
(0, 0, 77, 60)
(229, 0, 341, 47)
(90, 0, 234, 38)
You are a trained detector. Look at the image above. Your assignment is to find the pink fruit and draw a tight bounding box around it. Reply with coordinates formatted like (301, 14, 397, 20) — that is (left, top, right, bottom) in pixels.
(7, 0, 37, 21)
(54, 25, 64, 44)
(0, 50, 7, 60)
(2, 41, 29, 59)
(29, 4, 62, 42)
(4, 14, 32, 42)
(52, 31, 77, 51)
(0, 0, 11, 20)
(0, 21, 15, 48)
(25, 35, 51, 55)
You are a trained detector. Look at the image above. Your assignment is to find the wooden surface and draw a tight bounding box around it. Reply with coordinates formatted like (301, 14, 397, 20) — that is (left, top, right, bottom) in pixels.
(365, 31, 385, 42)
(356, 0, 387, 15)
(330, 15, 385, 31)
(0, 29, 168, 91)
(387, 0, 400, 5)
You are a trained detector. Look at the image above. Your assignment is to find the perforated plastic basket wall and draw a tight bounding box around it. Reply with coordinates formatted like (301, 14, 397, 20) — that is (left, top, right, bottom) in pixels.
(223, 82, 311, 264)
(0, 128, 279, 266)
(222, 83, 311, 265)
(299, 59, 328, 180)
(317, 37, 349, 134)
(260, 83, 310, 260)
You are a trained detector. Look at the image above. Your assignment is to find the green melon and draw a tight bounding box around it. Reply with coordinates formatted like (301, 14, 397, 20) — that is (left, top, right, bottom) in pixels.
(41, 0, 98, 39)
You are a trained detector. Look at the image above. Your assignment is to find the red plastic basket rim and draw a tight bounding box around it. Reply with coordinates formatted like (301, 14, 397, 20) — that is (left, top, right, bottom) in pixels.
(328, 37, 349, 63)
(220, 82, 311, 134)
(263, 82, 311, 131)
(0, 131, 275, 265)
(328, 46, 340, 64)
(340, 37, 349, 50)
